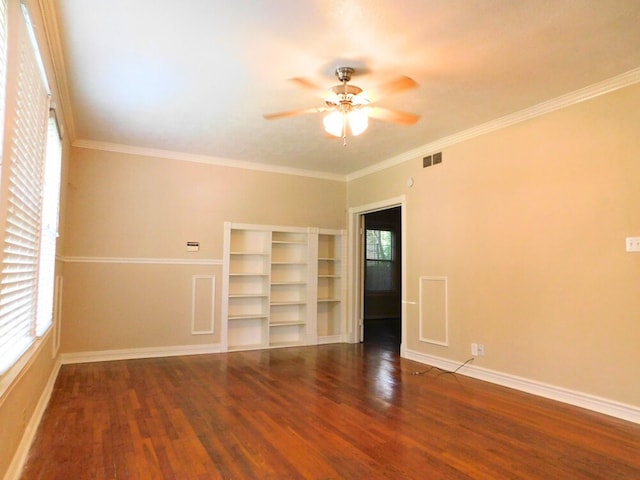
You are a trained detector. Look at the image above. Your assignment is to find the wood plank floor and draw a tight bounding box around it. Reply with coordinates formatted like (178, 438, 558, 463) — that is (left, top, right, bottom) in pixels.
(21, 344, 640, 479)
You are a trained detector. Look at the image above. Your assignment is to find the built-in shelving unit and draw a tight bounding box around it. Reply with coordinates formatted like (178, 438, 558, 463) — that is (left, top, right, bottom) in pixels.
(316, 230, 346, 340)
(269, 230, 311, 347)
(224, 227, 271, 351)
(223, 223, 345, 352)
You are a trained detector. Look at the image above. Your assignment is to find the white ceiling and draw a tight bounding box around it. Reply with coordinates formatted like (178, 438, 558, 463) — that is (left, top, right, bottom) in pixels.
(49, 0, 640, 177)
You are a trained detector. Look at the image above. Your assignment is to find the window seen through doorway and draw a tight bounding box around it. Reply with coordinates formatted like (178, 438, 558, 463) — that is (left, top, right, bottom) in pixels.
(365, 229, 395, 292)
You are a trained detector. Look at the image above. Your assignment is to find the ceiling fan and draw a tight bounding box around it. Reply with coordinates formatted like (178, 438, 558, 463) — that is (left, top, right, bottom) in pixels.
(263, 67, 420, 145)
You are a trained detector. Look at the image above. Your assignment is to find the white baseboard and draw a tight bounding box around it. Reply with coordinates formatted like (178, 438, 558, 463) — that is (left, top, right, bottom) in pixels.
(404, 349, 640, 425)
(60, 343, 223, 364)
(318, 335, 344, 345)
(4, 358, 61, 480)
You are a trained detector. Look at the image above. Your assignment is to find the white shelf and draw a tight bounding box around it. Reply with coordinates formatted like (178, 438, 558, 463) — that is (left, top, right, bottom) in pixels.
(229, 273, 269, 276)
(228, 314, 268, 320)
(229, 294, 269, 299)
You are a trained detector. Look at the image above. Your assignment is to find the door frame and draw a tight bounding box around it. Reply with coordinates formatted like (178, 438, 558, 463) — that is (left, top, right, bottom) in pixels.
(347, 195, 407, 356)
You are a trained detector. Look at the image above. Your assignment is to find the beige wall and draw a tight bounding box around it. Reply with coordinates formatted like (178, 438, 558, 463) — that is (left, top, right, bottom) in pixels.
(348, 83, 640, 407)
(62, 147, 346, 353)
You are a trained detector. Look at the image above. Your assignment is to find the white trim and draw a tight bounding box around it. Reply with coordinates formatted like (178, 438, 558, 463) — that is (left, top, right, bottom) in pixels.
(404, 349, 640, 424)
(72, 139, 347, 182)
(51, 275, 63, 357)
(191, 275, 215, 335)
(4, 357, 61, 480)
(61, 256, 223, 266)
(347, 196, 407, 347)
(347, 66, 640, 181)
(38, 0, 75, 140)
(60, 343, 223, 365)
(317, 334, 345, 345)
(418, 276, 448, 346)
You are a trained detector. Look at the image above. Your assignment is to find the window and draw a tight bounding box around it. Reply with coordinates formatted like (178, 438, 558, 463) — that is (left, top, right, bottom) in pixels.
(365, 229, 396, 292)
(36, 113, 62, 335)
(0, 3, 57, 375)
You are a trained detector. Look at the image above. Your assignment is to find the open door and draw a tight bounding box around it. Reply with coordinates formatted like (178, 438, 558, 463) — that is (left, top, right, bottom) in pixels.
(348, 196, 406, 353)
(362, 207, 402, 350)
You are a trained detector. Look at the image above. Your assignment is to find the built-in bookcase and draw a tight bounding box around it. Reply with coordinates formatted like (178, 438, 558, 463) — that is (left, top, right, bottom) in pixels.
(269, 230, 311, 347)
(222, 223, 345, 352)
(224, 227, 271, 350)
(316, 230, 346, 339)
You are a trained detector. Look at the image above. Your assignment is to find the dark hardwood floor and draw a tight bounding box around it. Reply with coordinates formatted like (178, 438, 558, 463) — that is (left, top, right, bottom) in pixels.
(363, 318, 401, 351)
(21, 343, 640, 479)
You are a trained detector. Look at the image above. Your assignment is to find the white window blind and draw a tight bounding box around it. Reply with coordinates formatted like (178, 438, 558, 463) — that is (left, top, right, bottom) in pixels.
(0, 0, 7, 145)
(0, 3, 51, 375)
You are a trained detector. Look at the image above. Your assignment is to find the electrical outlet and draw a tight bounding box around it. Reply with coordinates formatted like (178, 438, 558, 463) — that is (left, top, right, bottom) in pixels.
(477, 344, 485, 356)
(626, 237, 640, 252)
(471, 343, 478, 356)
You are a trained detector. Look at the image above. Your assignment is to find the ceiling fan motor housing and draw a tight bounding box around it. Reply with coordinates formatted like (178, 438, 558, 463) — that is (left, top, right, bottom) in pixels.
(336, 66, 355, 82)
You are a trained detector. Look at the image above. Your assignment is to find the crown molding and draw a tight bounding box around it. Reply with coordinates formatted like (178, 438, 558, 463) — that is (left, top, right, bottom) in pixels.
(72, 139, 347, 182)
(346, 67, 640, 181)
(38, 0, 77, 142)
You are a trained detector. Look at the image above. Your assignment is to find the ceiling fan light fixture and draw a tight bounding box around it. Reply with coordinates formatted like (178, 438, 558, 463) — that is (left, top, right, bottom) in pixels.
(323, 110, 345, 137)
(348, 109, 368, 136)
(323, 108, 369, 138)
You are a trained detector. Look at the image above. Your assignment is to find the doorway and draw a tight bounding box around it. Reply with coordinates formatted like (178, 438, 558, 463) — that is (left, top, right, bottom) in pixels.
(362, 206, 402, 350)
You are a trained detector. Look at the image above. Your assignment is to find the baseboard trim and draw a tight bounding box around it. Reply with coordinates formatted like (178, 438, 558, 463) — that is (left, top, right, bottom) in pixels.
(318, 335, 344, 345)
(4, 358, 61, 480)
(404, 349, 640, 425)
(60, 343, 223, 365)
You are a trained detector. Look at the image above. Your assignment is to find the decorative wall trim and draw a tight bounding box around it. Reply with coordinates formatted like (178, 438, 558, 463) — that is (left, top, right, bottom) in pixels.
(4, 357, 61, 480)
(38, 0, 76, 141)
(419, 276, 448, 346)
(192, 275, 215, 335)
(62, 256, 223, 266)
(347, 66, 640, 181)
(404, 349, 640, 425)
(51, 275, 63, 358)
(72, 139, 347, 182)
(60, 343, 223, 365)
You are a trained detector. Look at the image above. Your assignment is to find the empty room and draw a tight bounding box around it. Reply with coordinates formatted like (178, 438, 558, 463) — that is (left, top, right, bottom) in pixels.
(1, 1, 639, 479)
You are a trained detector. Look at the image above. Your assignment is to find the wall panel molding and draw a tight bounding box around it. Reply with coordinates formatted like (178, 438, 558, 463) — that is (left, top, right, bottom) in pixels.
(419, 276, 448, 346)
(192, 275, 215, 335)
(51, 275, 63, 358)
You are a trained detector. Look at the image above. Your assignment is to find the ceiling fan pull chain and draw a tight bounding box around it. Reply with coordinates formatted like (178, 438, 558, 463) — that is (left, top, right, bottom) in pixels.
(342, 110, 347, 146)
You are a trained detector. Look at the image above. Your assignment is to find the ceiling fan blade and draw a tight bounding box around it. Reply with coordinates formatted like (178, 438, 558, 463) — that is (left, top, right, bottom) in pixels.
(263, 106, 330, 120)
(289, 77, 325, 92)
(361, 76, 418, 102)
(367, 106, 420, 126)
